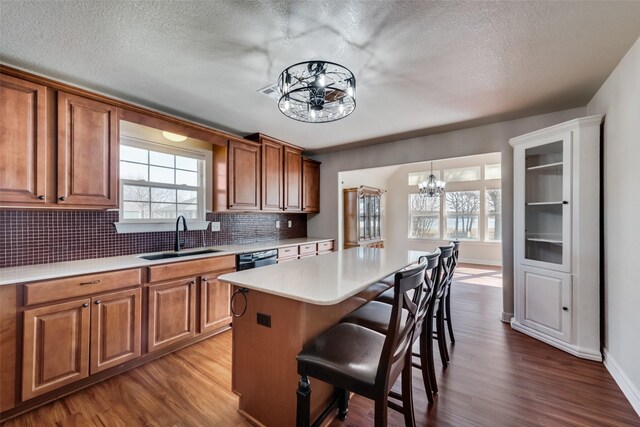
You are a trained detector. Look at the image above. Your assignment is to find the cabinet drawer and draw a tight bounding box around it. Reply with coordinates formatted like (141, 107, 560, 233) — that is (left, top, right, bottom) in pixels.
(278, 246, 298, 259)
(24, 269, 142, 306)
(147, 255, 235, 283)
(317, 241, 334, 252)
(299, 243, 317, 255)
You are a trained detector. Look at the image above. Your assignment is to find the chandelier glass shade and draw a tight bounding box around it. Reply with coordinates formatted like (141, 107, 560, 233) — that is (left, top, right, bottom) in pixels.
(418, 162, 446, 198)
(277, 60, 356, 123)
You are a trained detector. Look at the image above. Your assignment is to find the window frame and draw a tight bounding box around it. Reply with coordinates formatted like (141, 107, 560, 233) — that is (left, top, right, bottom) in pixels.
(408, 161, 501, 242)
(119, 137, 206, 223)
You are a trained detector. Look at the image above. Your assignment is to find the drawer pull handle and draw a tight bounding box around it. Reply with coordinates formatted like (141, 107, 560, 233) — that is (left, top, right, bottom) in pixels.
(562, 306, 569, 311)
(82, 303, 89, 308)
(37, 195, 45, 200)
(190, 280, 196, 285)
(95, 300, 101, 305)
(80, 279, 101, 286)
(59, 196, 66, 201)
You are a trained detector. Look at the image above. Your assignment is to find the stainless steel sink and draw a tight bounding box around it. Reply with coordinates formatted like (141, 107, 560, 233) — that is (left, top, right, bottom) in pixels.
(139, 249, 224, 260)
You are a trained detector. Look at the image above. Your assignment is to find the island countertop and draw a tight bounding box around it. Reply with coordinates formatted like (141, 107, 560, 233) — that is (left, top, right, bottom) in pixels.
(219, 247, 431, 305)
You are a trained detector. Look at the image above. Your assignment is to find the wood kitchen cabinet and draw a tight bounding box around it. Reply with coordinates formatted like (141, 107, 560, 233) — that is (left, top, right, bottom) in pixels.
(284, 146, 302, 211)
(344, 186, 385, 249)
(227, 138, 261, 210)
(147, 278, 197, 352)
(260, 137, 284, 211)
(22, 299, 91, 400)
(90, 288, 142, 374)
(57, 92, 118, 208)
(0, 74, 48, 205)
(200, 270, 234, 333)
(302, 158, 320, 213)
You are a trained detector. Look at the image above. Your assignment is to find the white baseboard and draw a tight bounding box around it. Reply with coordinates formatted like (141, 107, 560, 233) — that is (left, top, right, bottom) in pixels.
(510, 320, 602, 361)
(501, 312, 513, 323)
(603, 348, 640, 416)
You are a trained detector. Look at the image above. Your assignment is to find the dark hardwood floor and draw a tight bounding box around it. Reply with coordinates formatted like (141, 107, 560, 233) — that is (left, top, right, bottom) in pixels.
(3, 265, 638, 426)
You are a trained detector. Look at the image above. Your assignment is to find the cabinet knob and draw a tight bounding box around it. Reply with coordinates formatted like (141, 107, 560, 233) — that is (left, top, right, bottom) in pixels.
(82, 303, 89, 308)
(59, 196, 66, 201)
(37, 195, 45, 200)
(190, 280, 196, 285)
(95, 300, 101, 305)
(562, 306, 568, 311)
(562, 201, 568, 205)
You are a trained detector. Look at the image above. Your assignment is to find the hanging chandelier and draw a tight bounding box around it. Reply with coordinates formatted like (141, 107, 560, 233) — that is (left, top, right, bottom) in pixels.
(418, 162, 446, 197)
(277, 60, 356, 123)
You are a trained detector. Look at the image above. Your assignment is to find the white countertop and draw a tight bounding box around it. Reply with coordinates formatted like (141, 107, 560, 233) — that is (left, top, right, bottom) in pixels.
(219, 247, 433, 305)
(0, 237, 333, 286)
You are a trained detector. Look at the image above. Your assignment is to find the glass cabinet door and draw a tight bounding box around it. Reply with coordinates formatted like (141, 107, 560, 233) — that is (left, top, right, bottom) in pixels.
(522, 133, 572, 272)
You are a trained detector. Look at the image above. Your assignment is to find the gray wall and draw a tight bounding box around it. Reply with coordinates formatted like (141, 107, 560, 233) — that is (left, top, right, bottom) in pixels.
(308, 106, 586, 319)
(587, 35, 640, 410)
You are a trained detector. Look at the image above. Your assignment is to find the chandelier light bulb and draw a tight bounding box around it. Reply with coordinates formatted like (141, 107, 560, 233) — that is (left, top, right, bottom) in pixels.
(284, 98, 291, 111)
(317, 73, 326, 87)
(339, 99, 345, 113)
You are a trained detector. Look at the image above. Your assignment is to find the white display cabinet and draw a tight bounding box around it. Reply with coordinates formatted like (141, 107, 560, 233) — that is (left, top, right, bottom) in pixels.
(510, 115, 602, 361)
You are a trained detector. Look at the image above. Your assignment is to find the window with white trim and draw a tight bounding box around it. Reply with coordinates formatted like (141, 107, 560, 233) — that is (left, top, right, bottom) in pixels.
(119, 141, 205, 222)
(408, 160, 501, 242)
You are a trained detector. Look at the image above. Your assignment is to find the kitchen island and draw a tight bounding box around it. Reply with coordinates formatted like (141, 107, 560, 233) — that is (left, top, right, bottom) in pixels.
(219, 247, 429, 427)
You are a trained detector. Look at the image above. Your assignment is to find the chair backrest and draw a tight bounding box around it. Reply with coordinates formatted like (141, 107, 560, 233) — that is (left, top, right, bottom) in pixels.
(412, 250, 441, 342)
(376, 257, 427, 391)
(434, 244, 455, 301)
(449, 240, 460, 280)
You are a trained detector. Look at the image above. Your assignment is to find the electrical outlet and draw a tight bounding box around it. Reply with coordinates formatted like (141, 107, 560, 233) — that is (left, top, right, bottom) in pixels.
(210, 222, 221, 232)
(275, 220, 280, 229)
(257, 313, 271, 328)
(288, 220, 292, 228)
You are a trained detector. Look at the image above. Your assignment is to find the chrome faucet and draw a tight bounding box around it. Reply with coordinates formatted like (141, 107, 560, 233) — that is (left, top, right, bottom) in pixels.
(175, 215, 188, 252)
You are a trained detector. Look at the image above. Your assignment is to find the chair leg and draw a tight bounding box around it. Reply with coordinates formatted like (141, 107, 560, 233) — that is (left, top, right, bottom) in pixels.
(419, 327, 434, 403)
(337, 388, 349, 420)
(402, 359, 416, 427)
(437, 308, 449, 367)
(446, 292, 455, 344)
(296, 375, 311, 427)
(426, 315, 438, 393)
(374, 395, 388, 427)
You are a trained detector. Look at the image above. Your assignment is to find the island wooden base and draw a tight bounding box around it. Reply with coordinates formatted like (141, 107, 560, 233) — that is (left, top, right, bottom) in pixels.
(232, 288, 367, 427)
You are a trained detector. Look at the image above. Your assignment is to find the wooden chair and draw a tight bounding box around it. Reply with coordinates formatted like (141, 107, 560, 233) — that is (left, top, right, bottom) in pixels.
(443, 240, 460, 344)
(433, 244, 455, 370)
(296, 258, 428, 427)
(342, 251, 441, 403)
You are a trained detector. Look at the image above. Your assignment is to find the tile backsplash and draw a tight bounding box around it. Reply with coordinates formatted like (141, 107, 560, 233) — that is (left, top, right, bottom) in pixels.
(0, 210, 307, 268)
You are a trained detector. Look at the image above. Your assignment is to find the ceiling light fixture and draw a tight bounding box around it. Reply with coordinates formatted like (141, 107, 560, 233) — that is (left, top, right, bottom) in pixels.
(418, 162, 446, 198)
(162, 131, 187, 142)
(277, 60, 356, 123)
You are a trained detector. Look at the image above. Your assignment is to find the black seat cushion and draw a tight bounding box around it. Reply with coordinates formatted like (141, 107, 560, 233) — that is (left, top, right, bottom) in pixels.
(341, 301, 407, 335)
(297, 323, 385, 398)
(355, 282, 391, 301)
(376, 287, 415, 305)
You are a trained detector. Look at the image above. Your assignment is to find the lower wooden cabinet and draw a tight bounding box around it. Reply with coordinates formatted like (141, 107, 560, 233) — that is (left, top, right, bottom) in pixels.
(148, 278, 196, 352)
(90, 288, 141, 374)
(22, 299, 91, 400)
(200, 270, 234, 333)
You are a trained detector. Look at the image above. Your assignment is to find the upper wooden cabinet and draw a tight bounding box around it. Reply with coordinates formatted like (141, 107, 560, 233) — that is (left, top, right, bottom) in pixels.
(284, 146, 302, 211)
(261, 138, 284, 211)
(302, 158, 320, 213)
(57, 92, 118, 208)
(227, 139, 261, 210)
(0, 74, 48, 205)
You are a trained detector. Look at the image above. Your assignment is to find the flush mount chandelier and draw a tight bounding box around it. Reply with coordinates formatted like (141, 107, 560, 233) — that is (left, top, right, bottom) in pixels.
(277, 60, 356, 123)
(418, 162, 446, 198)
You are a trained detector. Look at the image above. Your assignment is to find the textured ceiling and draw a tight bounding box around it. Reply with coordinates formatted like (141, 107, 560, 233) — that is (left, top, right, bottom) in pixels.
(2, 1, 640, 151)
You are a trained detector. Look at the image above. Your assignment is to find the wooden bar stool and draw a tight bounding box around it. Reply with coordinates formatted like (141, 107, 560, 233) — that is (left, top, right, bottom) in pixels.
(341, 252, 440, 403)
(296, 258, 428, 427)
(443, 240, 460, 344)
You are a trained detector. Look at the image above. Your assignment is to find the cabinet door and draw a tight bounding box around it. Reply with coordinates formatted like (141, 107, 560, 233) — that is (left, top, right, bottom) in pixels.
(22, 299, 90, 400)
(302, 158, 320, 213)
(518, 266, 572, 342)
(90, 288, 141, 374)
(57, 92, 118, 207)
(283, 146, 302, 211)
(148, 278, 196, 352)
(228, 139, 260, 210)
(200, 270, 234, 333)
(0, 74, 47, 205)
(261, 138, 283, 211)
(516, 133, 572, 272)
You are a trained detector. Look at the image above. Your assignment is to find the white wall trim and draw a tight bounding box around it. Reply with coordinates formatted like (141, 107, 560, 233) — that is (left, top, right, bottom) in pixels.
(501, 312, 513, 323)
(603, 348, 640, 416)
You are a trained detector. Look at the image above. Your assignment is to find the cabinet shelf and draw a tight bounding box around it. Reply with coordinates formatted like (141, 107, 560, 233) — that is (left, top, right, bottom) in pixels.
(526, 237, 563, 245)
(527, 161, 563, 171)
